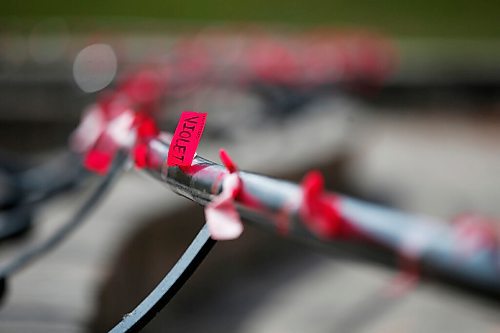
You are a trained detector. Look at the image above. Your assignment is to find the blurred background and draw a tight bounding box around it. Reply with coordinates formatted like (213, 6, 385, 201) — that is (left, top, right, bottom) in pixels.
(1, 1, 500, 332)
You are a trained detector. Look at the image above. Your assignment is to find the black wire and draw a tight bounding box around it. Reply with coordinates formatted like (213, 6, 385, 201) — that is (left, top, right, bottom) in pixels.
(109, 224, 216, 333)
(17, 152, 89, 206)
(0, 151, 126, 281)
(0, 149, 216, 332)
(0, 152, 88, 241)
(0, 151, 87, 209)
(0, 205, 34, 240)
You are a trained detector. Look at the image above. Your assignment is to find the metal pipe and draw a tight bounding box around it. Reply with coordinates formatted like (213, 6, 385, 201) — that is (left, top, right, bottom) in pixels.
(142, 135, 500, 293)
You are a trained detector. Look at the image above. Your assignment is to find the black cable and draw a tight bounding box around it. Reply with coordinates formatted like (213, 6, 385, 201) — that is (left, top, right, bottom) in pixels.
(109, 224, 216, 333)
(0, 205, 34, 240)
(0, 152, 88, 241)
(17, 152, 89, 206)
(0, 151, 126, 286)
(0, 151, 86, 209)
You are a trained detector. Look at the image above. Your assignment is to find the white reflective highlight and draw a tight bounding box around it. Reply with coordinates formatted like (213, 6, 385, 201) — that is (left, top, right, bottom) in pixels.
(73, 43, 117, 93)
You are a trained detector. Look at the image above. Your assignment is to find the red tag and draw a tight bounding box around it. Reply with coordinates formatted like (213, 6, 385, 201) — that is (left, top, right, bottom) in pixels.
(167, 111, 207, 166)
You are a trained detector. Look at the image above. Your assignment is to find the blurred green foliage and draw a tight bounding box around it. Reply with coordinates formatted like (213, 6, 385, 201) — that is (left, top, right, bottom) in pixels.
(2, 0, 500, 37)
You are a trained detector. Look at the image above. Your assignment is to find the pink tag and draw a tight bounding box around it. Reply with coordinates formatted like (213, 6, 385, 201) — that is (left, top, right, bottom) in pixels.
(167, 111, 207, 166)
